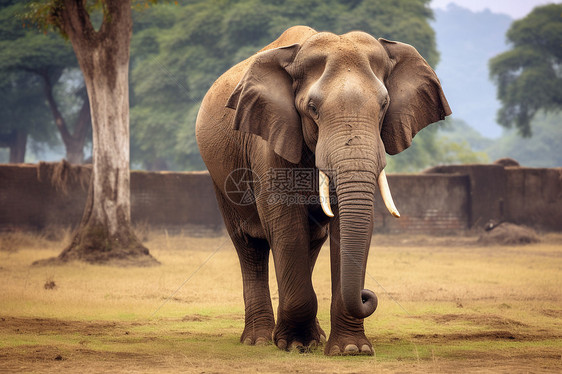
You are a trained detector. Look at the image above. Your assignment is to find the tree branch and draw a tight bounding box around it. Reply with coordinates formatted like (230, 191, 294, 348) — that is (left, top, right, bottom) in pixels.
(59, 0, 97, 49)
(40, 71, 73, 145)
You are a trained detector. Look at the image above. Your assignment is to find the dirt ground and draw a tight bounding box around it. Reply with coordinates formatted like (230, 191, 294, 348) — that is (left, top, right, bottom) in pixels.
(1, 315, 560, 373)
(1, 230, 561, 373)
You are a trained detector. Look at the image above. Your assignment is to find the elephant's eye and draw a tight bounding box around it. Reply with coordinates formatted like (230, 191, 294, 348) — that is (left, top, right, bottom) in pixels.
(381, 97, 389, 110)
(308, 102, 319, 118)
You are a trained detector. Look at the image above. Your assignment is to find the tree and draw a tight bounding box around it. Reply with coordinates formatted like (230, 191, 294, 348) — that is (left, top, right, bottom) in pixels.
(489, 4, 562, 137)
(0, 1, 91, 163)
(0, 71, 52, 162)
(27, 0, 158, 266)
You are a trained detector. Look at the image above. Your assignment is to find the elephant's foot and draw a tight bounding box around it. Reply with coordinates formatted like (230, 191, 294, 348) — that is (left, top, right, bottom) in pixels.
(324, 330, 373, 356)
(240, 325, 274, 346)
(273, 318, 326, 353)
(240, 315, 275, 346)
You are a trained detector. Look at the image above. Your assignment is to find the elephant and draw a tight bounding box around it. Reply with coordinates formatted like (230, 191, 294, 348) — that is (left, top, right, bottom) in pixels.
(196, 26, 451, 355)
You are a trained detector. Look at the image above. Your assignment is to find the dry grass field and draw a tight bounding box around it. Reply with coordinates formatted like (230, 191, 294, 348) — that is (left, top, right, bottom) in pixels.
(1, 229, 561, 373)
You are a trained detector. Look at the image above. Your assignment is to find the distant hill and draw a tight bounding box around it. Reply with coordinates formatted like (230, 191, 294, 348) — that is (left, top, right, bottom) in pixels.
(432, 4, 512, 138)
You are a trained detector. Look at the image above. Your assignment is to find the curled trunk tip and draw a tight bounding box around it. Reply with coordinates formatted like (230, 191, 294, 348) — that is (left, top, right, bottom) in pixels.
(341, 288, 378, 319)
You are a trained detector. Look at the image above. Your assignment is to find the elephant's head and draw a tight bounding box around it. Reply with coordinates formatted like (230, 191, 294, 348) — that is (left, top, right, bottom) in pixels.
(226, 30, 451, 319)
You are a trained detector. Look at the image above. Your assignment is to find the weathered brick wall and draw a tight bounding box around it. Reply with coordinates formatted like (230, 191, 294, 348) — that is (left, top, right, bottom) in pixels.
(0, 164, 223, 232)
(426, 164, 562, 231)
(131, 170, 223, 230)
(0, 164, 85, 230)
(504, 167, 562, 231)
(1, 163, 560, 234)
(425, 164, 507, 227)
(373, 174, 470, 234)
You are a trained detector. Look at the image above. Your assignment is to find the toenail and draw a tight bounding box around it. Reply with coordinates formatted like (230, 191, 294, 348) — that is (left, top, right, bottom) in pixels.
(361, 344, 372, 353)
(255, 337, 268, 346)
(329, 345, 341, 355)
(344, 344, 359, 353)
(277, 339, 287, 350)
(290, 341, 305, 353)
(243, 337, 252, 345)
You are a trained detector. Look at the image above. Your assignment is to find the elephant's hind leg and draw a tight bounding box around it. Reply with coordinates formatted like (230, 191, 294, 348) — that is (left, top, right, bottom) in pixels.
(234, 234, 275, 345)
(306, 221, 330, 345)
(213, 189, 275, 345)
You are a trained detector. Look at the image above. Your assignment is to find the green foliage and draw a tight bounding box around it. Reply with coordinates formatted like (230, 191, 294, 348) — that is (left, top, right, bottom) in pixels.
(489, 4, 562, 137)
(22, 0, 69, 36)
(387, 118, 491, 173)
(129, 0, 440, 170)
(23, 0, 160, 37)
(488, 111, 562, 167)
(436, 140, 489, 165)
(0, 1, 79, 159)
(437, 117, 494, 152)
(0, 72, 55, 143)
(0, 2, 75, 80)
(340, 0, 437, 66)
(433, 113, 562, 168)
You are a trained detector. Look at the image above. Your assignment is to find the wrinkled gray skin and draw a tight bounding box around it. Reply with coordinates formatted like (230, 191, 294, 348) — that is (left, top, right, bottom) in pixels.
(196, 26, 451, 355)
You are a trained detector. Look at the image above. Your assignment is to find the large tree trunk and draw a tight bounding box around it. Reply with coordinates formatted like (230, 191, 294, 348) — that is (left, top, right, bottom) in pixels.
(37, 0, 157, 266)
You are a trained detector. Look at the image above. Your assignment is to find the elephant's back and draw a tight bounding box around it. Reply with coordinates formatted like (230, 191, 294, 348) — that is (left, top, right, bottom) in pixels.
(257, 25, 316, 52)
(195, 53, 259, 195)
(196, 25, 317, 141)
(196, 25, 319, 188)
(197, 25, 317, 125)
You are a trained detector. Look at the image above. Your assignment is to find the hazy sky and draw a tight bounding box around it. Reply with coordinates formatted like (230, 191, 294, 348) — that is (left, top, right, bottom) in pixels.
(430, 0, 559, 19)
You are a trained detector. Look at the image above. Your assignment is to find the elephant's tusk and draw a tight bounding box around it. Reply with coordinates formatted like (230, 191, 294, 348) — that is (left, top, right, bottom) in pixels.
(378, 170, 400, 218)
(319, 170, 334, 218)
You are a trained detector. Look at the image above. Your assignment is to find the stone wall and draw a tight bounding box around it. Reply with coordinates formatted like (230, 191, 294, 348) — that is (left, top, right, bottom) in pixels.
(0, 164, 223, 232)
(426, 164, 562, 231)
(373, 174, 470, 234)
(503, 167, 562, 231)
(0, 163, 560, 234)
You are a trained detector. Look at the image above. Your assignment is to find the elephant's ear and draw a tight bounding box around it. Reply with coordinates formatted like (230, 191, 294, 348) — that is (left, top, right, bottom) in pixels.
(226, 44, 302, 164)
(378, 38, 452, 155)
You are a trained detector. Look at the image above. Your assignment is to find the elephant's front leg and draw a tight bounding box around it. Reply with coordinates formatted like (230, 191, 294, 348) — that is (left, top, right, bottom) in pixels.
(265, 207, 324, 351)
(325, 206, 374, 356)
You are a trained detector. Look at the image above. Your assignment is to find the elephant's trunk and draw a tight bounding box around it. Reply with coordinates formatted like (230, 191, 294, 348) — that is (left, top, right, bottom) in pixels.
(336, 170, 378, 319)
(316, 122, 388, 319)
